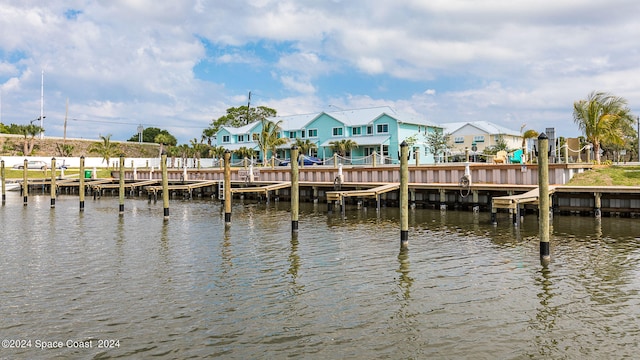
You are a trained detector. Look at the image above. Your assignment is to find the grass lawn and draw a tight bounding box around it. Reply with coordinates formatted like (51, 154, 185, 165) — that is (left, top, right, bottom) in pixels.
(566, 165, 640, 186)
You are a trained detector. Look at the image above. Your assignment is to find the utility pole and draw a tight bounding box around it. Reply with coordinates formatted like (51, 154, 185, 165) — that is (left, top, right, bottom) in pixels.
(40, 70, 44, 139)
(246, 91, 251, 125)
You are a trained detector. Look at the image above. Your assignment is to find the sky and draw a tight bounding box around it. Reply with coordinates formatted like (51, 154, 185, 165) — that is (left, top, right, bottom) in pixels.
(2, 0, 640, 145)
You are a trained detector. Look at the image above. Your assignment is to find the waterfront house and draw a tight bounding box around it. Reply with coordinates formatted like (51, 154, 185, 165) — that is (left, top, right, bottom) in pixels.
(216, 106, 442, 165)
(441, 121, 522, 160)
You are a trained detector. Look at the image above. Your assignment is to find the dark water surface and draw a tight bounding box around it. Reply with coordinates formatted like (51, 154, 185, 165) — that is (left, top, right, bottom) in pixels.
(1, 193, 640, 359)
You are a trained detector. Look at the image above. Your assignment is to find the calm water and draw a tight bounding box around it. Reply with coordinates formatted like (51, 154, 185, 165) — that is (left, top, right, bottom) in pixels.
(1, 192, 640, 359)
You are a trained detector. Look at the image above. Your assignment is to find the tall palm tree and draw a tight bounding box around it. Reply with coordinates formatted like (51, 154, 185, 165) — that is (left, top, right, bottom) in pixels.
(154, 133, 172, 157)
(257, 119, 288, 165)
(573, 91, 634, 163)
(88, 134, 120, 165)
(329, 139, 358, 157)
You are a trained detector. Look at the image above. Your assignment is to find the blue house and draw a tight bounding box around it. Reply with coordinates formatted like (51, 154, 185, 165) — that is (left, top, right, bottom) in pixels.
(216, 106, 442, 165)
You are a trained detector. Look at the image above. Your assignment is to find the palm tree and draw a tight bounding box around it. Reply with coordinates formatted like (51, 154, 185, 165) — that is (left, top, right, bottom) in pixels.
(257, 119, 288, 165)
(329, 139, 358, 157)
(236, 146, 256, 161)
(18, 124, 43, 155)
(573, 91, 634, 163)
(154, 133, 172, 157)
(294, 138, 317, 156)
(88, 134, 120, 165)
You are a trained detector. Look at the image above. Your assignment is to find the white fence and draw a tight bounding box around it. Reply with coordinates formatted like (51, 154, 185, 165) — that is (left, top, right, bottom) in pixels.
(0, 156, 219, 169)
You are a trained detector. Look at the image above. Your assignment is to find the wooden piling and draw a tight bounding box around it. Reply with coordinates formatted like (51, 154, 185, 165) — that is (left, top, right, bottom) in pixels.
(50, 158, 56, 208)
(119, 155, 125, 215)
(291, 146, 299, 232)
(161, 153, 169, 220)
(22, 159, 28, 206)
(400, 141, 409, 248)
(1, 160, 5, 204)
(538, 133, 550, 263)
(224, 150, 232, 224)
(79, 156, 85, 211)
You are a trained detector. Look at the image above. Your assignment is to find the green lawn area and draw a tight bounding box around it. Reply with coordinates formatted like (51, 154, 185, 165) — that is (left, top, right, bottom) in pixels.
(567, 165, 640, 186)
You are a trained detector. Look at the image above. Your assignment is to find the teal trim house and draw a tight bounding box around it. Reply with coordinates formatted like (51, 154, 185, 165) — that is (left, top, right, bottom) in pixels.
(215, 106, 441, 165)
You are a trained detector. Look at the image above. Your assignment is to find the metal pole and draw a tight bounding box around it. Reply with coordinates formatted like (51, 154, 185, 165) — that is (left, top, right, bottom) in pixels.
(400, 141, 409, 248)
(538, 133, 550, 264)
(291, 146, 299, 232)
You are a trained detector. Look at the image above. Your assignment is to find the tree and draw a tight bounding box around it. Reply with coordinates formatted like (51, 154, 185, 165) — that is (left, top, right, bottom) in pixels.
(128, 127, 177, 146)
(573, 91, 634, 163)
(205, 105, 277, 139)
(424, 130, 450, 163)
(16, 124, 44, 155)
(483, 134, 508, 155)
(293, 138, 317, 156)
(88, 134, 120, 165)
(329, 139, 358, 157)
(154, 133, 174, 157)
(236, 146, 256, 161)
(257, 119, 287, 165)
(201, 127, 216, 146)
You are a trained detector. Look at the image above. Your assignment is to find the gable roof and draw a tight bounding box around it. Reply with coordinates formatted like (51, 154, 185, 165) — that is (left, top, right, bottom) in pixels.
(268, 106, 439, 130)
(440, 121, 520, 136)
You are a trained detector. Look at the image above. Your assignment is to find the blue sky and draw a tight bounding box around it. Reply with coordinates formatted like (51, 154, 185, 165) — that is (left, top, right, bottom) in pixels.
(2, 0, 640, 144)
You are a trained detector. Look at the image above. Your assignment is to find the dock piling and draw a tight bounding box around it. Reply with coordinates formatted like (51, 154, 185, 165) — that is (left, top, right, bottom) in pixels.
(538, 133, 551, 264)
(119, 155, 125, 215)
(1, 160, 5, 204)
(22, 159, 28, 206)
(79, 156, 85, 211)
(400, 141, 409, 248)
(291, 146, 299, 232)
(161, 153, 169, 220)
(224, 150, 232, 224)
(50, 158, 56, 208)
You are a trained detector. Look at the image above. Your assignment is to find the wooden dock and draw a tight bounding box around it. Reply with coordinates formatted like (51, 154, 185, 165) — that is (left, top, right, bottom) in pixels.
(492, 186, 557, 210)
(326, 182, 400, 202)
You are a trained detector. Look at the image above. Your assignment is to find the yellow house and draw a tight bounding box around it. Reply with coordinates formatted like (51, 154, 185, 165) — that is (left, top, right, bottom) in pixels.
(441, 121, 522, 159)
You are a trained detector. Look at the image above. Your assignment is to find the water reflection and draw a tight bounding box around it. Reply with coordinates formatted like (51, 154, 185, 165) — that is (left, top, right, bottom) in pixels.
(2, 195, 640, 358)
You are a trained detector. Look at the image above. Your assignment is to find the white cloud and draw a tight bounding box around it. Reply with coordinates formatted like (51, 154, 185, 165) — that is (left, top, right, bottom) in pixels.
(2, 0, 640, 143)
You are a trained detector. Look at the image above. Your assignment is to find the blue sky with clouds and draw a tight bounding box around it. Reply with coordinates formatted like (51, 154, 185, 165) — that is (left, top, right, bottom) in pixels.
(1, 0, 640, 144)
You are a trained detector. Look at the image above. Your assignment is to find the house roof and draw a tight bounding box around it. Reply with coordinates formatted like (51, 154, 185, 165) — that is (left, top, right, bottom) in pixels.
(440, 121, 520, 136)
(268, 106, 439, 130)
(220, 121, 260, 135)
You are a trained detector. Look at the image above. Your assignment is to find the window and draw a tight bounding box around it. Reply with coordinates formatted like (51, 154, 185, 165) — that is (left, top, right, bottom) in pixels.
(352, 127, 361, 136)
(366, 125, 373, 135)
(473, 135, 485, 143)
(238, 135, 244, 142)
(332, 127, 343, 136)
(289, 131, 296, 138)
(308, 129, 318, 137)
(377, 124, 389, 133)
(301, 130, 306, 138)
(222, 135, 230, 143)
(454, 136, 464, 143)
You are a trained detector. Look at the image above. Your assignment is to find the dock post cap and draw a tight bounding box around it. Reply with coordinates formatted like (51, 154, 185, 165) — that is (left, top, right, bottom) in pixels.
(538, 133, 548, 140)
